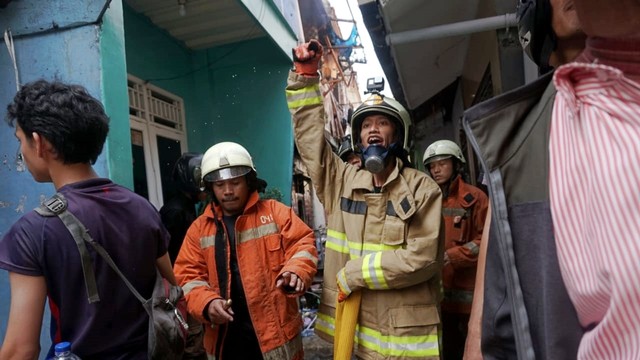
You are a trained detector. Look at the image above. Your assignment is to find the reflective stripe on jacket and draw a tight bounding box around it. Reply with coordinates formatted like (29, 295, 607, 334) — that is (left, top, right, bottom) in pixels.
(174, 191, 318, 359)
(442, 175, 488, 314)
(287, 72, 444, 359)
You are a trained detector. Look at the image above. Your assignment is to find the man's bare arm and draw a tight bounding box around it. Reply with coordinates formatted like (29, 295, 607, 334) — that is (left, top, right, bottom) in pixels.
(464, 205, 491, 360)
(0, 272, 47, 360)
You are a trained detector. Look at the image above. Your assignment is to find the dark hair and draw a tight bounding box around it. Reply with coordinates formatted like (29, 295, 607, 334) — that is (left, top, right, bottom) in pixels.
(6, 80, 110, 165)
(248, 172, 268, 194)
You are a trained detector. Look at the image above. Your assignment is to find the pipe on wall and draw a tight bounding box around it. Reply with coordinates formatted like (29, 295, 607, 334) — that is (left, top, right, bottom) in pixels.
(386, 13, 517, 45)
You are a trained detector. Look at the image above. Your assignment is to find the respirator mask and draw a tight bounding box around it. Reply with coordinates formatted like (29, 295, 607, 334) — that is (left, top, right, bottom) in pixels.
(361, 143, 399, 174)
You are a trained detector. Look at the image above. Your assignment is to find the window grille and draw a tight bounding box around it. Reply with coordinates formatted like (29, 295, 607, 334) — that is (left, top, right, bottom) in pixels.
(127, 75, 185, 131)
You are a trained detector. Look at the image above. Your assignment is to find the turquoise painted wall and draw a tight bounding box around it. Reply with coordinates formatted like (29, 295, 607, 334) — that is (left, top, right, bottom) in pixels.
(124, 5, 294, 204)
(194, 39, 294, 204)
(102, 0, 132, 188)
(123, 4, 197, 124)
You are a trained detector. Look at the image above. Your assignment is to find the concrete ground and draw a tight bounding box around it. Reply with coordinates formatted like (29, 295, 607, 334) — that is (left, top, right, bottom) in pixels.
(303, 332, 333, 360)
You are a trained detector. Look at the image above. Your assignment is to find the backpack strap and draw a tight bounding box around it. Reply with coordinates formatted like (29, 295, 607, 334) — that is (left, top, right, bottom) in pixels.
(36, 193, 101, 303)
(82, 231, 147, 305)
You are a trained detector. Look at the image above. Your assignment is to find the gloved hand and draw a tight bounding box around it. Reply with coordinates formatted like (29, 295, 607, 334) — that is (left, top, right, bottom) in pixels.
(292, 39, 323, 77)
(336, 268, 351, 303)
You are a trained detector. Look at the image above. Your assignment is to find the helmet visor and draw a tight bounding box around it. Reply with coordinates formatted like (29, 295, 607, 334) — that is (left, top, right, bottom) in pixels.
(424, 154, 452, 166)
(203, 166, 252, 182)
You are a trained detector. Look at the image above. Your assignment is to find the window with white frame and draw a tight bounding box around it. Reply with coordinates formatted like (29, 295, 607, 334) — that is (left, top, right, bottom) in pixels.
(128, 74, 187, 209)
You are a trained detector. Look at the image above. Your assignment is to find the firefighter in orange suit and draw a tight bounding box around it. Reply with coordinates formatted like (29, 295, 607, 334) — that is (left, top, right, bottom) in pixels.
(174, 141, 318, 360)
(423, 140, 489, 360)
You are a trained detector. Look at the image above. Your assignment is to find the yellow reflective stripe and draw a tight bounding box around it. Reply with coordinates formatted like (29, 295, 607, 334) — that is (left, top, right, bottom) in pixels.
(285, 84, 321, 100)
(287, 95, 323, 109)
(237, 222, 279, 244)
(315, 313, 439, 357)
(327, 228, 347, 240)
(315, 313, 335, 336)
(291, 250, 318, 265)
(325, 229, 349, 255)
(200, 235, 215, 249)
(325, 229, 401, 258)
(182, 280, 210, 295)
(362, 252, 389, 289)
(337, 269, 351, 294)
(358, 325, 440, 357)
(286, 85, 322, 108)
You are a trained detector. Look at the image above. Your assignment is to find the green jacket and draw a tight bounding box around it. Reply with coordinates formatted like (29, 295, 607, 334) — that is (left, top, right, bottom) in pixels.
(287, 72, 444, 359)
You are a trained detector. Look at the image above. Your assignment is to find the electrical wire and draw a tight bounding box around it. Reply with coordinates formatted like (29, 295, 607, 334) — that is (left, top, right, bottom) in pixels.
(4, 29, 19, 90)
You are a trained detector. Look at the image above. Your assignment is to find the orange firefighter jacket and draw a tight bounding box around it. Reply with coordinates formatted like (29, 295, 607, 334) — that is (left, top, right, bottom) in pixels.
(442, 175, 489, 314)
(173, 191, 318, 359)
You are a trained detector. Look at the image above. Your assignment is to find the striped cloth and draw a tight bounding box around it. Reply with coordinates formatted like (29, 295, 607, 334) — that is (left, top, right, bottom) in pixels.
(549, 40, 640, 359)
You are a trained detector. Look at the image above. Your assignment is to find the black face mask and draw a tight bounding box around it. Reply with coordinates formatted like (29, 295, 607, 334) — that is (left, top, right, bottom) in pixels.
(360, 143, 399, 174)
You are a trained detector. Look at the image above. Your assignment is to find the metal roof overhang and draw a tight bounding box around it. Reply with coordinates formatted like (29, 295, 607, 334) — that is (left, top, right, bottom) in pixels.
(358, 0, 516, 110)
(125, 0, 297, 59)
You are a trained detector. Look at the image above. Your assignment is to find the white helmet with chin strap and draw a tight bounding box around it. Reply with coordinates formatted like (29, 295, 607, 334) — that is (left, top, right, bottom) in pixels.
(350, 92, 412, 173)
(350, 93, 412, 152)
(423, 140, 466, 166)
(201, 142, 256, 183)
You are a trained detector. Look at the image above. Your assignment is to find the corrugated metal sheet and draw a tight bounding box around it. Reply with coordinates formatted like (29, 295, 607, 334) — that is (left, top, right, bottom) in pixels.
(125, 0, 266, 49)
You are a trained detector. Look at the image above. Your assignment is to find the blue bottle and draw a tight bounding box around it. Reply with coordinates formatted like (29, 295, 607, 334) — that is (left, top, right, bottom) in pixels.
(53, 342, 82, 360)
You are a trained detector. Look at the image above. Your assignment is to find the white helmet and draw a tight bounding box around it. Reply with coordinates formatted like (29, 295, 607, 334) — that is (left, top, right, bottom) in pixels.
(201, 142, 256, 182)
(423, 140, 466, 166)
(350, 93, 412, 152)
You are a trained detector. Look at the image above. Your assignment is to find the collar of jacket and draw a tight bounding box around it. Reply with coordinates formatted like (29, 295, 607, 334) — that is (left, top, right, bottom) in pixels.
(203, 190, 261, 220)
(351, 157, 404, 191)
(463, 71, 554, 173)
(445, 174, 463, 197)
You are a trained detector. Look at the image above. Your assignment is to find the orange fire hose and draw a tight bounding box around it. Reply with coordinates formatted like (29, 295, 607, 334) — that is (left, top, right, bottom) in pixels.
(333, 291, 362, 360)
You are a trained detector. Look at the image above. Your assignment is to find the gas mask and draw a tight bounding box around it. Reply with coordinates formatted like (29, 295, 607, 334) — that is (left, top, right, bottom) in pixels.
(360, 143, 398, 174)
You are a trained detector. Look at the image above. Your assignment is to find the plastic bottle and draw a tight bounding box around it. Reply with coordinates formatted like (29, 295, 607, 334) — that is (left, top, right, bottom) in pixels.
(53, 342, 82, 360)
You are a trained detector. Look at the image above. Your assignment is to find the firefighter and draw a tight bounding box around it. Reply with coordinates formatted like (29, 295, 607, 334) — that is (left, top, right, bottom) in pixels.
(423, 140, 488, 360)
(287, 40, 444, 359)
(173, 141, 318, 360)
(159, 153, 208, 360)
(160, 152, 205, 265)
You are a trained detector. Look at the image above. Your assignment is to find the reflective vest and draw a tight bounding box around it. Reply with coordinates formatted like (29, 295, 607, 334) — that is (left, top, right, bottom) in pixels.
(287, 72, 444, 359)
(174, 191, 318, 359)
